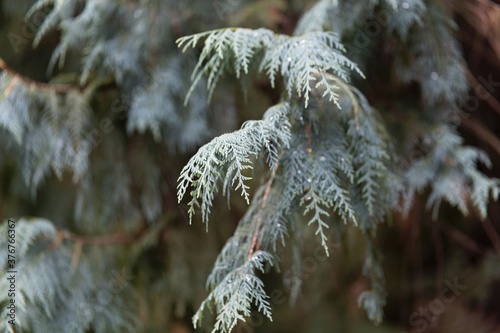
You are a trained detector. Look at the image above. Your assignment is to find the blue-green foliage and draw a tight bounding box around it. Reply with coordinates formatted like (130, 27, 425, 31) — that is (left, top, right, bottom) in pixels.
(175, 0, 498, 330)
(177, 28, 363, 107)
(404, 125, 499, 219)
(177, 103, 291, 225)
(0, 0, 498, 332)
(0, 219, 138, 333)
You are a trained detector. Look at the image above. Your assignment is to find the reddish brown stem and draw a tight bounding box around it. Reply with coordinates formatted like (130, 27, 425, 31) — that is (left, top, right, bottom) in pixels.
(248, 167, 277, 259)
(0, 57, 80, 93)
(55, 221, 148, 247)
(460, 115, 500, 157)
(482, 218, 500, 256)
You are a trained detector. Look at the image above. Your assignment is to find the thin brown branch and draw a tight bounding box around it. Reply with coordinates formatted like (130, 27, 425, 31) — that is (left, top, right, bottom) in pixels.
(459, 115, 500, 157)
(0, 57, 81, 93)
(465, 68, 500, 117)
(71, 240, 83, 272)
(248, 167, 277, 259)
(47, 229, 65, 250)
(4, 76, 19, 96)
(305, 122, 312, 155)
(56, 221, 148, 246)
(460, 27, 500, 70)
(431, 220, 445, 294)
(442, 223, 484, 255)
(481, 218, 500, 256)
(453, 0, 500, 63)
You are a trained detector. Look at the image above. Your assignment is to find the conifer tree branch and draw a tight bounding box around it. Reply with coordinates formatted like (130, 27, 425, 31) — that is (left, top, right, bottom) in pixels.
(2, 1, 498, 332)
(317, 72, 361, 129)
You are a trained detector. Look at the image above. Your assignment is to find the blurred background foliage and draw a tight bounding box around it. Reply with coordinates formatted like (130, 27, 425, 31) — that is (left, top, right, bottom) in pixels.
(0, 0, 499, 332)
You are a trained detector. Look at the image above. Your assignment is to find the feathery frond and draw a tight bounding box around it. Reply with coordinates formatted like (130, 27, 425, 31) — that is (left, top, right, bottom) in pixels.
(177, 28, 363, 107)
(177, 103, 291, 225)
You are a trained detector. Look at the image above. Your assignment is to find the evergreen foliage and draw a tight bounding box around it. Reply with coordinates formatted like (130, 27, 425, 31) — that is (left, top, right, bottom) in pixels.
(0, 0, 499, 332)
(177, 28, 363, 107)
(177, 102, 291, 225)
(0, 219, 138, 333)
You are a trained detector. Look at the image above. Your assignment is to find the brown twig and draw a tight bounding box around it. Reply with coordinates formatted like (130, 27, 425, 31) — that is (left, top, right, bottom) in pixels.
(248, 167, 277, 259)
(47, 229, 65, 250)
(459, 115, 500, 157)
(481, 218, 500, 256)
(460, 27, 500, 70)
(453, 0, 500, 65)
(465, 68, 500, 117)
(431, 220, 445, 294)
(54, 221, 148, 247)
(0, 57, 80, 93)
(442, 223, 484, 255)
(50, 221, 149, 270)
(70, 240, 83, 272)
(4, 76, 19, 96)
(305, 122, 313, 155)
